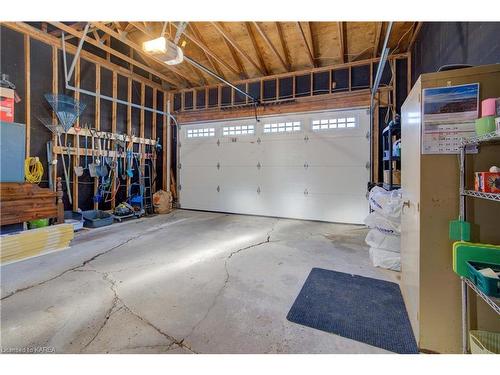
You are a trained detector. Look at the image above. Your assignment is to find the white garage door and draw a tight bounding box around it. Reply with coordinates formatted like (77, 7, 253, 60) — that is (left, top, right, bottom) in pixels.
(178, 108, 370, 224)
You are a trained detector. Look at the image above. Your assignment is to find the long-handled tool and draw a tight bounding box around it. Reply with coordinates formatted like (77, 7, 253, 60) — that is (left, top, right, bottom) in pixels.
(88, 129, 98, 178)
(84, 124, 89, 170)
(58, 132, 72, 204)
(74, 129, 83, 177)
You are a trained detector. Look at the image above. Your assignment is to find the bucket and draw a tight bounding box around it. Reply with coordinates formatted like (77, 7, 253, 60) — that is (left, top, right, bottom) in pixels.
(28, 218, 49, 229)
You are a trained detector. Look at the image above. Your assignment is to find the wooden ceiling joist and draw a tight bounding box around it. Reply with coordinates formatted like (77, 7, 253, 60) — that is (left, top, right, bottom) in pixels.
(223, 37, 248, 79)
(48, 22, 182, 87)
(171, 23, 241, 77)
(211, 22, 266, 76)
(296, 22, 315, 68)
(373, 22, 383, 58)
(188, 23, 226, 81)
(338, 22, 348, 63)
(245, 22, 269, 76)
(276, 22, 293, 70)
(407, 22, 423, 51)
(92, 22, 199, 87)
(253, 22, 291, 72)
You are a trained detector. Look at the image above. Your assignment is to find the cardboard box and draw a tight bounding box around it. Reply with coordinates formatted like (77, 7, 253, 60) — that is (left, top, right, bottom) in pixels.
(474, 172, 500, 193)
(0, 87, 15, 123)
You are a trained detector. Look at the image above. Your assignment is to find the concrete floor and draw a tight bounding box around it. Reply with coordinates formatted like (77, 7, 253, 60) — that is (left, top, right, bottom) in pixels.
(0, 210, 399, 354)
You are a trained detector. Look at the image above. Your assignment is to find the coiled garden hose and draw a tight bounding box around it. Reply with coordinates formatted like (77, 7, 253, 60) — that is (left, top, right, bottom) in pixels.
(24, 157, 44, 184)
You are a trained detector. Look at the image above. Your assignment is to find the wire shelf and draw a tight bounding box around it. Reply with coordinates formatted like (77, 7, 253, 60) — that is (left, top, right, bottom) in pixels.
(462, 190, 500, 202)
(460, 130, 500, 146)
(463, 277, 500, 315)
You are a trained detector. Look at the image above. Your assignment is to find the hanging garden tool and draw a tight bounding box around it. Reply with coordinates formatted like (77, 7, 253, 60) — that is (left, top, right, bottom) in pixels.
(41, 93, 86, 205)
(84, 124, 89, 171)
(88, 128, 98, 178)
(74, 125, 83, 177)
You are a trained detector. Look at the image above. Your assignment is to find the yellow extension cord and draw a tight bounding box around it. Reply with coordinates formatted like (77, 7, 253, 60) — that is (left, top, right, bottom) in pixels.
(24, 157, 44, 184)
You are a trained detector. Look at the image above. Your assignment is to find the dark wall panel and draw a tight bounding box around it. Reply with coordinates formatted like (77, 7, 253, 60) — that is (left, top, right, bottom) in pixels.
(263, 79, 277, 101)
(131, 81, 141, 137)
(29, 38, 52, 189)
(196, 89, 206, 109)
(58, 50, 74, 97)
(155, 90, 164, 192)
(279, 77, 293, 99)
(110, 37, 130, 70)
(144, 85, 153, 139)
(248, 81, 261, 101)
(295, 74, 311, 97)
(221, 86, 231, 106)
(208, 87, 218, 107)
(79, 59, 96, 130)
(99, 67, 113, 132)
(313, 71, 329, 95)
(234, 84, 246, 104)
(412, 22, 500, 84)
(117, 74, 128, 101)
(396, 58, 408, 114)
(184, 91, 193, 110)
(351, 65, 370, 90)
(0, 26, 26, 124)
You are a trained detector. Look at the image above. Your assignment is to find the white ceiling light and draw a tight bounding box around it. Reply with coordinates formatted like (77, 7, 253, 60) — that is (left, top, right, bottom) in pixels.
(142, 36, 184, 65)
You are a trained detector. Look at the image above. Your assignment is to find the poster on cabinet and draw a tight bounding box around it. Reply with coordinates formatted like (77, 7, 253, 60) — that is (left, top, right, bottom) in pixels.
(421, 83, 479, 154)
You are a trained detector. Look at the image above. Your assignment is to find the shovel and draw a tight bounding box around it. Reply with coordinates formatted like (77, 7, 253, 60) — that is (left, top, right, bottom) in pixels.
(74, 132, 84, 177)
(96, 135, 108, 177)
(88, 129, 98, 178)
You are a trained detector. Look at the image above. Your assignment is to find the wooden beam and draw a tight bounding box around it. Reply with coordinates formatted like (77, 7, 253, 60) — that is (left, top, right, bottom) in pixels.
(171, 22, 240, 77)
(48, 22, 182, 88)
(92, 22, 198, 87)
(296, 22, 315, 68)
(337, 22, 348, 63)
(94, 64, 101, 211)
(307, 22, 317, 67)
(253, 22, 290, 72)
(211, 22, 265, 76)
(276, 22, 293, 70)
(111, 71, 117, 209)
(373, 22, 383, 58)
(223, 37, 248, 79)
(72, 57, 80, 212)
(24, 34, 30, 158)
(245, 22, 268, 76)
(51, 45, 58, 191)
(408, 22, 423, 51)
(189, 23, 226, 81)
(5, 22, 166, 91)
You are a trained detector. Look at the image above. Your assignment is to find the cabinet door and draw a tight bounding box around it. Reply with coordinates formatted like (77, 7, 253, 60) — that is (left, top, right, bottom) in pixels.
(400, 81, 422, 343)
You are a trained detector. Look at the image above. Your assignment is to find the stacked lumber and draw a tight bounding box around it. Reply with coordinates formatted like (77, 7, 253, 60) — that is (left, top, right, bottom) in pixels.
(0, 179, 64, 226)
(0, 224, 74, 265)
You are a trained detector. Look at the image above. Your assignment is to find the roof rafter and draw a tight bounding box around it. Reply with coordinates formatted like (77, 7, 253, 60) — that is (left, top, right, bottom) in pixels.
(245, 22, 268, 76)
(48, 21, 183, 88)
(296, 22, 315, 68)
(373, 22, 383, 57)
(171, 22, 241, 77)
(338, 22, 347, 63)
(253, 22, 290, 72)
(407, 22, 423, 51)
(188, 23, 226, 82)
(211, 22, 265, 76)
(276, 22, 293, 70)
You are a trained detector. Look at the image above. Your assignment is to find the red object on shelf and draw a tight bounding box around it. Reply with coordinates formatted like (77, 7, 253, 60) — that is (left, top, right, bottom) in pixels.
(0, 87, 15, 123)
(475, 172, 500, 194)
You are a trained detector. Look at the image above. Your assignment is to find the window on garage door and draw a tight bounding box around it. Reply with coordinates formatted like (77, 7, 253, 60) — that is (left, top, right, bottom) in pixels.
(187, 127, 215, 138)
(223, 124, 255, 136)
(312, 116, 356, 130)
(263, 121, 301, 133)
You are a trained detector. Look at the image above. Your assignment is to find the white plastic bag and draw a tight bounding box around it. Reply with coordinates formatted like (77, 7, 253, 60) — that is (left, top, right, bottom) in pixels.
(368, 186, 403, 219)
(364, 211, 401, 235)
(365, 228, 400, 253)
(369, 247, 401, 271)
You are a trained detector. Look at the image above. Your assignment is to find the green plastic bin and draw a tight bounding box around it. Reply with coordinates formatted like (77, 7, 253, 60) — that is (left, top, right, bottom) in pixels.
(469, 330, 500, 354)
(466, 261, 500, 298)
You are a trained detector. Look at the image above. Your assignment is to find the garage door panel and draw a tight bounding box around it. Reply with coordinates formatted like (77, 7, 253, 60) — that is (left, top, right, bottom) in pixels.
(307, 166, 368, 194)
(181, 166, 219, 187)
(219, 167, 260, 189)
(179, 108, 370, 223)
(259, 167, 306, 193)
(306, 138, 369, 166)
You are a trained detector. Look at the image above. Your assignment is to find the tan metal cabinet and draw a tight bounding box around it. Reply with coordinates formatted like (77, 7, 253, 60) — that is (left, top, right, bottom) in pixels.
(400, 65, 500, 353)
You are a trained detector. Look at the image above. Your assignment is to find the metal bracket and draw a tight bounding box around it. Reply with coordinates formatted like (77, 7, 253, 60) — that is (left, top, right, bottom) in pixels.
(257, 162, 261, 170)
(217, 185, 220, 192)
(178, 184, 182, 191)
(217, 162, 220, 170)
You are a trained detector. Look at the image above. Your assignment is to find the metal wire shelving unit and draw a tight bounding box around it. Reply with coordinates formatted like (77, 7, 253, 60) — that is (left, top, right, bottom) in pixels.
(458, 129, 500, 354)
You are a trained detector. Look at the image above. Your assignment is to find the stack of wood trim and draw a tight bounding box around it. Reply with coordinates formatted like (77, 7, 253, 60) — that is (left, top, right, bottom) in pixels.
(0, 178, 64, 226)
(0, 224, 74, 265)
